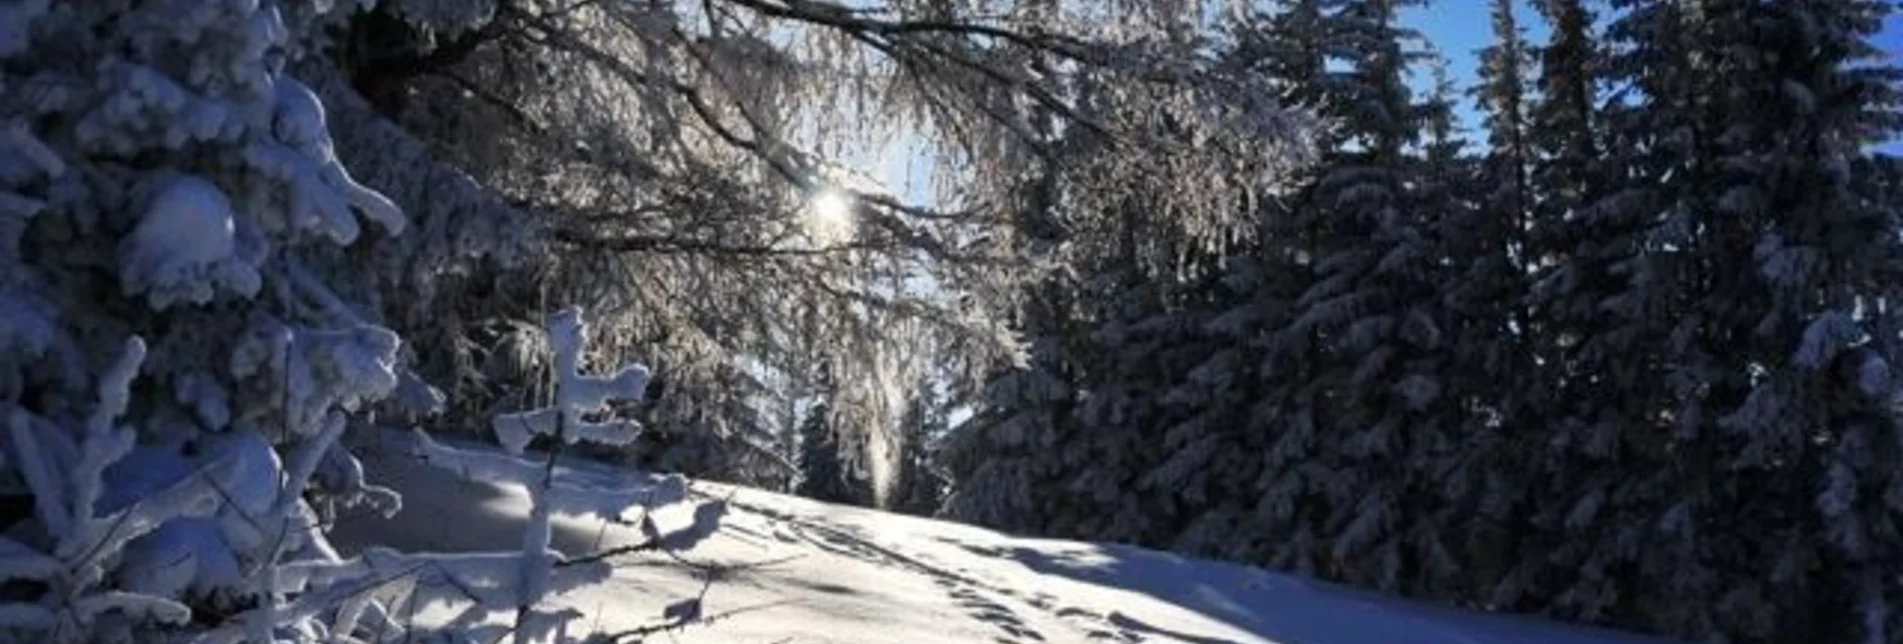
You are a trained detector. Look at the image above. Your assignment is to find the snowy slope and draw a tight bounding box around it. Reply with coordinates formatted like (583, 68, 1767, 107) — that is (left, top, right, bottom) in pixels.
(329, 431, 1679, 644)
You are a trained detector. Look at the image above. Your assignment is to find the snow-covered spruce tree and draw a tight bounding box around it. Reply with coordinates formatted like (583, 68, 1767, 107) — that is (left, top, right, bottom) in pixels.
(1404, 60, 1501, 601)
(1234, 0, 1329, 103)
(1240, 0, 1480, 596)
(1469, 0, 1533, 285)
(891, 377, 950, 518)
(1493, 0, 1903, 640)
(933, 46, 1083, 528)
(940, 0, 1315, 532)
(0, 2, 405, 640)
(1035, 254, 1194, 544)
(1525, 0, 1599, 217)
(943, 160, 1275, 547)
(964, 92, 1168, 543)
(1039, 52, 1307, 541)
(1153, 0, 1338, 569)
(635, 361, 797, 490)
(1473, 0, 1533, 240)
(0, 2, 716, 642)
(0, 0, 421, 640)
(1652, 0, 1894, 640)
(1442, 0, 1541, 599)
(1489, 0, 1634, 624)
(1695, 0, 1903, 634)
(938, 171, 1079, 533)
(411, 306, 720, 644)
(1079, 255, 1262, 553)
(1519, 0, 1603, 414)
(1490, 0, 1666, 625)
(937, 353, 1069, 532)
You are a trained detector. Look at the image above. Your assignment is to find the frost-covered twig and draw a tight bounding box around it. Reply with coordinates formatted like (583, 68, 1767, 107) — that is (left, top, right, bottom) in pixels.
(584, 599, 802, 644)
(552, 537, 664, 570)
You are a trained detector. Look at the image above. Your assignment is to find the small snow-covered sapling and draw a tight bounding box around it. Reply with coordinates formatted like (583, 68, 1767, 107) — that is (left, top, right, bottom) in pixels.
(413, 305, 720, 644)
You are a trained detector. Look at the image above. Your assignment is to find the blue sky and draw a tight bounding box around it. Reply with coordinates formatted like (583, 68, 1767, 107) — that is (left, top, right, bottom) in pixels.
(1404, 2, 1903, 155)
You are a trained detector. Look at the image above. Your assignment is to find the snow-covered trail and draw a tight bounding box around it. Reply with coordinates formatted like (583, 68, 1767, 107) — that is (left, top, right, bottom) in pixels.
(329, 431, 1675, 644)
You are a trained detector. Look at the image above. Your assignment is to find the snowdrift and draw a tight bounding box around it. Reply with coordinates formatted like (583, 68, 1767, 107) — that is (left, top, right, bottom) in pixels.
(331, 431, 1678, 644)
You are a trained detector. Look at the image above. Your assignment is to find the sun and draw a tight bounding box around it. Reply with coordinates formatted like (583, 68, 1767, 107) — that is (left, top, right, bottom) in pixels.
(804, 189, 856, 245)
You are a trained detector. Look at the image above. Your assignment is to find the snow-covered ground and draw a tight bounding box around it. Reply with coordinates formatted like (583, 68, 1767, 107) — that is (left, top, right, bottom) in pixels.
(330, 431, 1678, 644)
